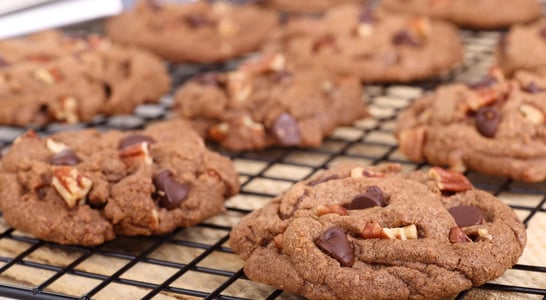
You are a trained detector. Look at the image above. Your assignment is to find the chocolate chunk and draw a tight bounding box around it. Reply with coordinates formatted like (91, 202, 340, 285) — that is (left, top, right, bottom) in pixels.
(449, 226, 472, 243)
(195, 72, 220, 86)
(392, 30, 420, 47)
(539, 26, 546, 39)
(153, 170, 190, 210)
(308, 175, 340, 187)
(475, 107, 501, 138)
(119, 134, 155, 150)
(448, 205, 484, 227)
(272, 113, 301, 146)
(185, 15, 212, 28)
(346, 186, 386, 210)
(467, 75, 497, 89)
(50, 150, 81, 166)
(315, 227, 354, 267)
(524, 82, 542, 94)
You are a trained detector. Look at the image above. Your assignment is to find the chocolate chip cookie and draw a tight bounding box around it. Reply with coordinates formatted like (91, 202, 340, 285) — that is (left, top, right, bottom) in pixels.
(229, 163, 526, 300)
(262, 0, 365, 14)
(381, 0, 542, 29)
(174, 53, 368, 151)
(497, 19, 546, 76)
(396, 67, 546, 182)
(0, 30, 170, 126)
(264, 4, 463, 83)
(105, 0, 278, 63)
(0, 120, 239, 245)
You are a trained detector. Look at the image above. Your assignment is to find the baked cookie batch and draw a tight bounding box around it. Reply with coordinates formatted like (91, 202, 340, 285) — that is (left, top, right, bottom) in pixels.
(0, 0, 542, 299)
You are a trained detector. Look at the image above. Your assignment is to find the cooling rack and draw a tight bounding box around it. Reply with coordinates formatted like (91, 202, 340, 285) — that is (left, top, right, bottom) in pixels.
(0, 24, 544, 300)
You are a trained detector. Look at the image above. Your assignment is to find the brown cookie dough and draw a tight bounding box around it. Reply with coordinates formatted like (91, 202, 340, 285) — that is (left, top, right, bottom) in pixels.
(0, 120, 239, 245)
(381, 0, 542, 29)
(264, 4, 463, 83)
(497, 19, 546, 76)
(262, 0, 365, 14)
(173, 53, 368, 151)
(105, 0, 278, 63)
(229, 164, 526, 300)
(396, 68, 546, 182)
(0, 30, 170, 126)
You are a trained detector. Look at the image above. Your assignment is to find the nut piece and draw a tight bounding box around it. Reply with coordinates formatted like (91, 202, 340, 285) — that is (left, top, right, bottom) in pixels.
(464, 89, 498, 111)
(316, 204, 348, 217)
(119, 142, 153, 165)
(428, 167, 473, 192)
(53, 96, 79, 124)
(519, 103, 545, 125)
(410, 17, 431, 40)
(449, 226, 472, 243)
(51, 166, 93, 208)
(226, 71, 252, 103)
(476, 228, 493, 241)
(356, 23, 373, 37)
(350, 167, 365, 178)
(241, 115, 264, 132)
(350, 167, 386, 179)
(208, 123, 229, 141)
(362, 221, 418, 240)
(46, 138, 68, 154)
(239, 53, 286, 74)
(398, 127, 426, 162)
(33, 68, 56, 85)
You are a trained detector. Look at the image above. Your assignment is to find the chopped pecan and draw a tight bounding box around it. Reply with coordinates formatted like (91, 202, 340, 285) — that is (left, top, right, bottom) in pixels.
(316, 204, 348, 217)
(208, 123, 229, 141)
(239, 53, 286, 74)
(398, 127, 426, 162)
(53, 96, 79, 124)
(362, 222, 418, 240)
(51, 166, 93, 208)
(519, 103, 545, 125)
(46, 138, 68, 154)
(226, 71, 252, 103)
(429, 167, 472, 192)
(449, 226, 472, 243)
(119, 142, 153, 165)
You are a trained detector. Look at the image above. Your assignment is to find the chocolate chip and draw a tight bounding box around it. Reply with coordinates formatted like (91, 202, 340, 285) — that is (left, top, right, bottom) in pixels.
(346, 186, 386, 210)
(392, 30, 420, 47)
(272, 113, 301, 146)
(194, 72, 220, 86)
(153, 170, 190, 210)
(308, 175, 340, 187)
(448, 205, 484, 227)
(524, 82, 542, 94)
(315, 227, 354, 267)
(449, 226, 472, 243)
(50, 150, 81, 166)
(185, 15, 212, 28)
(119, 134, 155, 150)
(475, 107, 501, 138)
(467, 75, 497, 90)
(539, 26, 546, 39)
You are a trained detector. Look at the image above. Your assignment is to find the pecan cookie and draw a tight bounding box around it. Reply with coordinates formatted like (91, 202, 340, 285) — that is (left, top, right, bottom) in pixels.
(105, 0, 278, 63)
(0, 30, 170, 126)
(381, 0, 542, 29)
(264, 4, 463, 83)
(262, 0, 366, 14)
(396, 68, 546, 182)
(0, 120, 239, 245)
(173, 53, 368, 151)
(497, 19, 546, 76)
(229, 164, 526, 300)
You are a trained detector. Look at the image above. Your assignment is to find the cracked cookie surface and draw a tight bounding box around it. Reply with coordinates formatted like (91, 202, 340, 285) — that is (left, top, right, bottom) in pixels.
(0, 30, 170, 126)
(264, 4, 463, 83)
(174, 53, 368, 151)
(381, 0, 542, 29)
(106, 0, 278, 63)
(396, 68, 546, 182)
(229, 164, 526, 300)
(0, 120, 239, 245)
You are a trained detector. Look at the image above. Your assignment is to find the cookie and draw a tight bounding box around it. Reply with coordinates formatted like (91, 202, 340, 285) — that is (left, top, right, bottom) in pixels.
(229, 163, 526, 300)
(262, 0, 365, 14)
(105, 0, 278, 63)
(396, 67, 546, 182)
(173, 53, 368, 151)
(0, 30, 170, 126)
(0, 120, 239, 245)
(381, 0, 542, 29)
(264, 4, 463, 83)
(497, 19, 546, 76)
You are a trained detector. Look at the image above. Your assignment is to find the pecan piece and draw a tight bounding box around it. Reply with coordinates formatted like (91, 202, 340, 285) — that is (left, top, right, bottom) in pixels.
(362, 222, 418, 240)
(449, 226, 472, 243)
(119, 142, 153, 165)
(316, 204, 348, 216)
(428, 167, 472, 192)
(519, 103, 545, 125)
(51, 167, 93, 208)
(398, 127, 426, 162)
(239, 53, 286, 74)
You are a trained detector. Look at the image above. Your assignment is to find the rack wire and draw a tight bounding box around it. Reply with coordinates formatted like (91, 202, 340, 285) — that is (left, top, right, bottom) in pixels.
(0, 23, 544, 300)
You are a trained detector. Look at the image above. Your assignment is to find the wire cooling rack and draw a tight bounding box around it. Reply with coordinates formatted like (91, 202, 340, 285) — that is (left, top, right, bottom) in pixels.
(0, 25, 545, 300)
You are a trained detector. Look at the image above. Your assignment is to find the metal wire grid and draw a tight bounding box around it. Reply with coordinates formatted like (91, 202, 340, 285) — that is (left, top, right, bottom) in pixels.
(0, 28, 543, 299)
